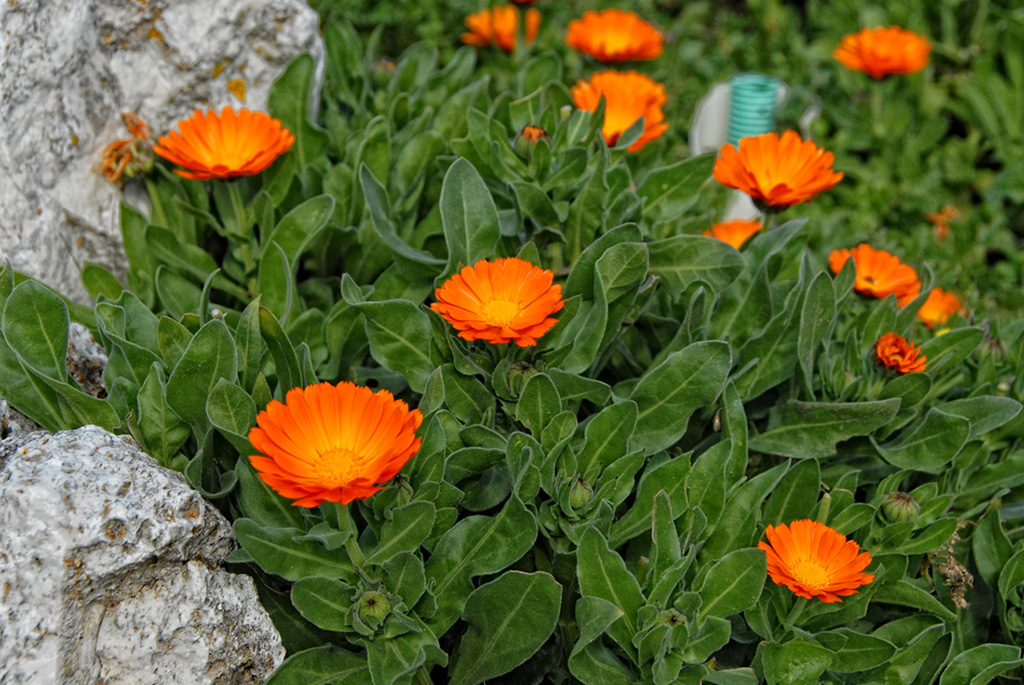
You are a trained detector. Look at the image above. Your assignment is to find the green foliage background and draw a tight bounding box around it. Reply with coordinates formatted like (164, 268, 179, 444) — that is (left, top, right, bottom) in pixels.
(2, 0, 1024, 683)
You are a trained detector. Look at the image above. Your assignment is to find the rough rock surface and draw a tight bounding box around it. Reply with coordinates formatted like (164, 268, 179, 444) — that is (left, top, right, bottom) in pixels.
(0, 426, 285, 684)
(66, 322, 109, 399)
(0, 0, 325, 304)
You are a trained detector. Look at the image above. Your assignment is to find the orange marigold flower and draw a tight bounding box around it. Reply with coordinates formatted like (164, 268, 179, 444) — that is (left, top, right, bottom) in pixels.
(432, 257, 565, 347)
(834, 26, 931, 79)
(876, 332, 927, 373)
(153, 107, 294, 181)
(248, 382, 423, 508)
(925, 205, 960, 242)
(703, 219, 763, 249)
(520, 125, 548, 143)
(828, 244, 921, 306)
(461, 5, 540, 53)
(571, 70, 668, 153)
(759, 519, 875, 603)
(917, 288, 962, 330)
(713, 131, 843, 208)
(97, 113, 155, 185)
(565, 9, 663, 63)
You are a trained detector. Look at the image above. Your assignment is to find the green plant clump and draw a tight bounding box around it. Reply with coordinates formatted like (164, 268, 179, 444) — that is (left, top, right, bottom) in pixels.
(3, 1, 1024, 683)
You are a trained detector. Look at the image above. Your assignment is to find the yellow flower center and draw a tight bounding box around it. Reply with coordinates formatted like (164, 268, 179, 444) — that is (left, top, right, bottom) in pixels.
(314, 446, 364, 488)
(483, 300, 522, 328)
(789, 556, 833, 592)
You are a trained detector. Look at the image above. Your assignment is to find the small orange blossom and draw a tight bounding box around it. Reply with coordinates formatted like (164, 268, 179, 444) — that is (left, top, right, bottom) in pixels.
(566, 9, 663, 63)
(876, 332, 927, 373)
(760, 519, 875, 603)
(571, 70, 668, 152)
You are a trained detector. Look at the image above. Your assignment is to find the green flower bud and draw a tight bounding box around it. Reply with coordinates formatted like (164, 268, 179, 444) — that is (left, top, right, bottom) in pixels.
(515, 125, 548, 156)
(357, 591, 390, 623)
(657, 609, 684, 628)
(392, 474, 414, 506)
(508, 361, 538, 397)
(370, 59, 396, 87)
(882, 491, 920, 523)
(569, 476, 594, 510)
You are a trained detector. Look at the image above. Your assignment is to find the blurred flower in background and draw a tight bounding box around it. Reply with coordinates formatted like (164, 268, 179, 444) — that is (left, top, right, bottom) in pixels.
(566, 9, 663, 63)
(834, 26, 931, 79)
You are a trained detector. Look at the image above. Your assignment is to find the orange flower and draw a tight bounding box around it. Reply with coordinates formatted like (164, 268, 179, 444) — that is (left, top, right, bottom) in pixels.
(828, 244, 921, 306)
(154, 107, 295, 180)
(703, 219, 762, 249)
(925, 205, 960, 242)
(571, 71, 668, 152)
(432, 258, 565, 347)
(566, 10, 663, 63)
(97, 113, 155, 185)
(520, 125, 548, 143)
(248, 382, 423, 507)
(759, 520, 875, 603)
(917, 288, 962, 329)
(461, 5, 540, 53)
(713, 131, 843, 208)
(834, 26, 931, 79)
(876, 332, 927, 373)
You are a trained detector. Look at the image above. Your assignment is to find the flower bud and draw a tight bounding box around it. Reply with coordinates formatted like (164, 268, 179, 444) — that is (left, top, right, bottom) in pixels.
(357, 591, 390, 623)
(508, 361, 538, 397)
(393, 474, 414, 506)
(882, 491, 920, 523)
(515, 125, 548, 156)
(370, 59, 396, 87)
(569, 476, 594, 510)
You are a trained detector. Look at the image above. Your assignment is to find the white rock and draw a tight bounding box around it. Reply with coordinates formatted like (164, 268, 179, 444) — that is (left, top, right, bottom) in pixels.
(0, 0, 325, 304)
(0, 426, 285, 683)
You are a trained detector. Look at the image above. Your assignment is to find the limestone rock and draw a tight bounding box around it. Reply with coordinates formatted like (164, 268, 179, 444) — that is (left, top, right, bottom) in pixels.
(0, 0, 325, 304)
(0, 426, 285, 684)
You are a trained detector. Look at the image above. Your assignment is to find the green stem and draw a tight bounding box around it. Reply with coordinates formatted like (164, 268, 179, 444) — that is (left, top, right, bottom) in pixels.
(783, 596, 808, 631)
(870, 83, 886, 139)
(225, 180, 259, 296)
(334, 501, 366, 567)
(413, 666, 434, 685)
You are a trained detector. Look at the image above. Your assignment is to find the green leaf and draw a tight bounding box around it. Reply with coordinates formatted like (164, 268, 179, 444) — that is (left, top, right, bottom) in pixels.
(972, 509, 1013, 587)
(515, 373, 560, 438)
(439, 158, 501, 279)
(577, 527, 644, 657)
(365, 501, 436, 565)
(875, 408, 970, 473)
(564, 154, 608, 263)
(628, 341, 731, 453)
(939, 395, 1022, 439)
(697, 548, 767, 619)
(290, 577, 354, 632)
(235, 457, 305, 529)
(648, 236, 745, 296)
(450, 571, 562, 685)
(425, 495, 538, 637)
(165, 319, 238, 428)
(234, 519, 356, 582)
(639, 154, 715, 223)
(609, 456, 689, 547)
(762, 639, 833, 685)
(360, 164, 445, 273)
(3, 280, 69, 380)
(818, 629, 896, 673)
(939, 644, 1024, 685)
(441, 365, 495, 425)
(577, 401, 638, 479)
(81, 262, 125, 301)
(565, 223, 641, 300)
(134, 364, 190, 465)
(268, 54, 330, 170)
(568, 597, 634, 685)
(763, 459, 820, 525)
(797, 272, 836, 393)
(259, 306, 303, 395)
(749, 399, 900, 459)
(257, 242, 294, 323)
(206, 378, 257, 454)
(918, 326, 983, 369)
(342, 294, 435, 394)
(874, 580, 957, 620)
(266, 645, 368, 685)
(701, 462, 788, 559)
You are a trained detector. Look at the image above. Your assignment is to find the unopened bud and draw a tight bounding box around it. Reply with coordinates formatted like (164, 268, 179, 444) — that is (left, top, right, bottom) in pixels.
(357, 591, 390, 623)
(508, 361, 538, 397)
(569, 476, 593, 510)
(882, 491, 920, 523)
(515, 125, 548, 156)
(370, 59, 396, 87)
(393, 474, 414, 506)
